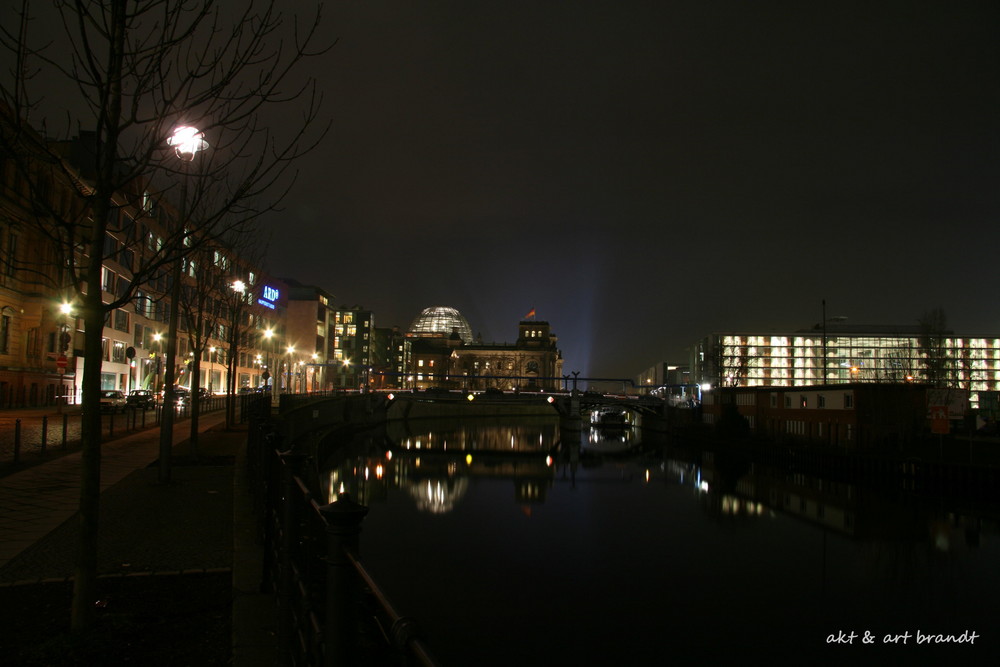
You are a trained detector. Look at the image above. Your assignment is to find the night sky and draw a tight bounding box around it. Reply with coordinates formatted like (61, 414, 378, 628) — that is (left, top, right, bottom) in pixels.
(264, 1, 998, 378)
(14, 1, 999, 379)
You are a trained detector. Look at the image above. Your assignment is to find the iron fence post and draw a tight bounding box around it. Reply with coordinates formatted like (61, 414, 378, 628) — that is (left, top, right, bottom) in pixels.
(318, 492, 369, 667)
(277, 450, 303, 667)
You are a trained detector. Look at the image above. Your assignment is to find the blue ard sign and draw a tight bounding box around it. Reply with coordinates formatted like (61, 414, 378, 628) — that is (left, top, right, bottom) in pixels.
(258, 285, 279, 310)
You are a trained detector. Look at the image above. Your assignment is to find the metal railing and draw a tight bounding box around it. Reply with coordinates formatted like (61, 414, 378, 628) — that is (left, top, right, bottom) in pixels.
(248, 416, 440, 666)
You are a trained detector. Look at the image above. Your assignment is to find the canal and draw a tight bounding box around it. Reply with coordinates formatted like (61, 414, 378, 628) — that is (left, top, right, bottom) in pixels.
(319, 417, 1000, 664)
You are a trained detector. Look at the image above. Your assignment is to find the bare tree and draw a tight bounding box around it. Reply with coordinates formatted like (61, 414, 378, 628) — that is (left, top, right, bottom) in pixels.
(177, 237, 238, 455)
(0, 0, 328, 630)
(918, 307, 950, 386)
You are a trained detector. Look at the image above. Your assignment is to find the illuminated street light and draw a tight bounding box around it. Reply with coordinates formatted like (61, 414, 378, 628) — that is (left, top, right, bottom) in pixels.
(167, 125, 209, 161)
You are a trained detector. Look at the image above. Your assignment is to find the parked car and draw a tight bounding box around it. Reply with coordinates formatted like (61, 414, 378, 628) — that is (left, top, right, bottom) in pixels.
(126, 389, 155, 409)
(99, 390, 127, 413)
(161, 385, 191, 407)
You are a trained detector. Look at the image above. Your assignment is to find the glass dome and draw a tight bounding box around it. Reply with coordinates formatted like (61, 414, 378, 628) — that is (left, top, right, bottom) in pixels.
(409, 306, 474, 344)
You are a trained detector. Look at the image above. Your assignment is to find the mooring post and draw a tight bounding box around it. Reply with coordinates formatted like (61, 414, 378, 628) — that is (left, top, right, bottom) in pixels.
(318, 492, 369, 667)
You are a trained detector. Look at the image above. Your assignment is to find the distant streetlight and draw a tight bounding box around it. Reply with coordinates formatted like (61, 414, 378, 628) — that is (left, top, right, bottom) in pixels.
(264, 328, 278, 400)
(57, 301, 74, 411)
(152, 332, 163, 392)
(341, 357, 351, 391)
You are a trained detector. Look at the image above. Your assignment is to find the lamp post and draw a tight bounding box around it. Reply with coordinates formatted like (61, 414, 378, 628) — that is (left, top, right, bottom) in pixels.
(286, 345, 295, 394)
(311, 353, 319, 393)
(208, 346, 216, 394)
(159, 124, 208, 484)
(264, 328, 278, 402)
(152, 332, 163, 393)
(57, 301, 73, 412)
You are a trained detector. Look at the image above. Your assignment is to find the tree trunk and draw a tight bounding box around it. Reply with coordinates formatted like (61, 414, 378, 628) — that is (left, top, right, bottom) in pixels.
(188, 357, 201, 457)
(71, 289, 106, 630)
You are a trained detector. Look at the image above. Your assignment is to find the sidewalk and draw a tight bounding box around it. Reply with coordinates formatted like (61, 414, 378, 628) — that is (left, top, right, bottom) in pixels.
(0, 410, 274, 665)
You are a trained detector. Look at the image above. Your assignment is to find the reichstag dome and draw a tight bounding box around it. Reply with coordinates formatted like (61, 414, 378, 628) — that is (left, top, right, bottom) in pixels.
(408, 306, 474, 344)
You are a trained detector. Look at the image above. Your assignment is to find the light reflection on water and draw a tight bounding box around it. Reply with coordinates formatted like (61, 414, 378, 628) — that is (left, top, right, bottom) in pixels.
(320, 418, 1000, 664)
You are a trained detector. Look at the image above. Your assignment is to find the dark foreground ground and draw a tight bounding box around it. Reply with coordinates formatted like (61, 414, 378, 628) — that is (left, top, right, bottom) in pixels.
(1, 572, 231, 666)
(0, 423, 243, 667)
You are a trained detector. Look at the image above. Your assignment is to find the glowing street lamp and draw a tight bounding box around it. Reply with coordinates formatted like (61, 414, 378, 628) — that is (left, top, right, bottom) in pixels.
(167, 125, 209, 161)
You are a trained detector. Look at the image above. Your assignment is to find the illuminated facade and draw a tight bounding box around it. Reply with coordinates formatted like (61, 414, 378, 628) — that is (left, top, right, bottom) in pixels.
(1, 115, 285, 404)
(694, 325, 1000, 407)
(406, 308, 564, 391)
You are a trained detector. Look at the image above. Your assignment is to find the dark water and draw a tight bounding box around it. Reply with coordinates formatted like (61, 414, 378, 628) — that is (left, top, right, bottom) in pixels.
(319, 418, 1000, 666)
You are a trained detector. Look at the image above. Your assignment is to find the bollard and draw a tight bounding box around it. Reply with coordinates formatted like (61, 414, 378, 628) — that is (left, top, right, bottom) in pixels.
(62, 414, 69, 449)
(13, 419, 21, 463)
(318, 492, 369, 667)
(41, 416, 48, 454)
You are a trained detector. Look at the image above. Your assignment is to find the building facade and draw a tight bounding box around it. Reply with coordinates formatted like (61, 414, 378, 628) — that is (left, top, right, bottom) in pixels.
(693, 325, 1000, 408)
(406, 308, 564, 391)
(700, 383, 941, 449)
(0, 116, 289, 406)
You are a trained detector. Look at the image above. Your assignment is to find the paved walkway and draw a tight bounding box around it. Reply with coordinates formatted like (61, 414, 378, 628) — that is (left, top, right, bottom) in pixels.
(0, 412, 222, 570)
(0, 410, 275, 665)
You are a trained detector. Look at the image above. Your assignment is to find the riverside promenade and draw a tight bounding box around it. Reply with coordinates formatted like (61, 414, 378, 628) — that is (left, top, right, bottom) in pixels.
(0, 407, 274, 665)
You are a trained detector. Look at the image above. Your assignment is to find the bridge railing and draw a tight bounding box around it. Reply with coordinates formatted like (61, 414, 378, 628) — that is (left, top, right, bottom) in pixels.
(248, 415, 441, 666)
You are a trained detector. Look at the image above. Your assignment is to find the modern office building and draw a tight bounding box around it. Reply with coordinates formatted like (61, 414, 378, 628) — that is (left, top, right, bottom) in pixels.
(330, 306, 375, 389)
(371, 325, 409, 389)
(284, 281, 337, 392)
(693, 324, 1000, 408)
